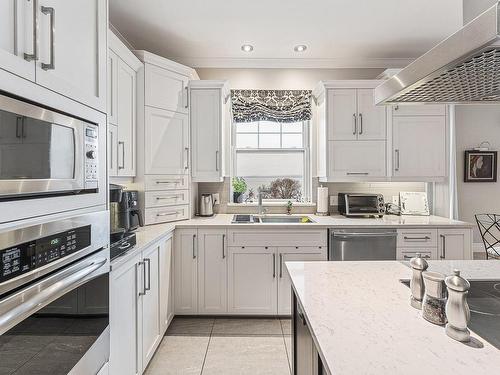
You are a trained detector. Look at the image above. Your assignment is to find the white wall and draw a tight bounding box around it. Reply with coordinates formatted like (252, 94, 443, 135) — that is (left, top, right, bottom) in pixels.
(196, 68, 384, 90)
(455, 105, 500, 242)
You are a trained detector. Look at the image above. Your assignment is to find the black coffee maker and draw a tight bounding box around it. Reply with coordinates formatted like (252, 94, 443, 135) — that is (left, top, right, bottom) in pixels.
(110, 184, 143, 257)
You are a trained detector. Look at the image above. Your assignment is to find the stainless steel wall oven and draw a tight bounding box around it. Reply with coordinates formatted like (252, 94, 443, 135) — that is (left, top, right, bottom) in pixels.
(0, 211, 109, 375)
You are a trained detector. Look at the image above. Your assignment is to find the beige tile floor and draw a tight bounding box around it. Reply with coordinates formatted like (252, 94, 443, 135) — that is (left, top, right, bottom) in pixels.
(145, 317, 292, 375)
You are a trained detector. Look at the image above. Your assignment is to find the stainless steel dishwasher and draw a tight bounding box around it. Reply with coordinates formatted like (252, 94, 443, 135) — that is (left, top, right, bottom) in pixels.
(329, 228, 397, 261)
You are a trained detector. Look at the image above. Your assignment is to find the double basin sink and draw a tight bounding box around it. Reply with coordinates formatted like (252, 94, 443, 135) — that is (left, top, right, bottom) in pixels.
(231, 214, 315, 224)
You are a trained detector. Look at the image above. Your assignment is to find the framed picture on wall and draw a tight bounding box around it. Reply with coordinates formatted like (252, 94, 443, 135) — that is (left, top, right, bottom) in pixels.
(464, 150, 497, 182)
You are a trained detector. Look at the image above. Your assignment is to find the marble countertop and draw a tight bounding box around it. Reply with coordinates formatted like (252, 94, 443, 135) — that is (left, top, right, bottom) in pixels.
(175, 213, 473, 228)
(286, 260, 500, 375)
(110, 222, 175, 269)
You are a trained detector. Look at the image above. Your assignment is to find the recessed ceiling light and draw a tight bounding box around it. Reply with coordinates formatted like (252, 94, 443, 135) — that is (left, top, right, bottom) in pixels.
(294, 45, 307, 52)
(241, 44, 254, 52)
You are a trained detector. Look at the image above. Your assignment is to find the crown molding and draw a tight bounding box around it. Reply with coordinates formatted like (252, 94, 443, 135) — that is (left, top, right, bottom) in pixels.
(172, 57, 415, 69)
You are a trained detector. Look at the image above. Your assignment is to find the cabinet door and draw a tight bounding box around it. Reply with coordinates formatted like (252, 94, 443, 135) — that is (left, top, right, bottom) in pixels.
(198, 229, 227, 314)
(108, 124, 118, 177)
(393, 116, 446, 178)
(174, 229, 198, 314)
(327, 89, 357, 141)
(328, 140, 386, 178)
(117, 59, 136, 177)
(356, 89, 386, 140)
(141, 242, 161, 367)
(110, 253, 141, 375)
(145, 107, 189, 175)
(107, 50, 118, 125)
(0, 0, 35, 81)
(190, 88, 222, 182)
(227, 246, 277, 315)
(438, 229, 472, 260)
(145, 64, 188, 114)
(159, 236, 173, 334)
(278, 248, 326, 316)
(36, 0, 107, 111)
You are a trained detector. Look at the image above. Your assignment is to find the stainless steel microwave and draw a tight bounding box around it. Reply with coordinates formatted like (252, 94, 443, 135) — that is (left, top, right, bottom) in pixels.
(0, 93, 99, 199)
(338, 193, 385, 218)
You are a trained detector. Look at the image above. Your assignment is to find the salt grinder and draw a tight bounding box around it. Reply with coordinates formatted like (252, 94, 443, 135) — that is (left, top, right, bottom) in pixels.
(409, 253, 428, 309)
(445, 269, 471, 342)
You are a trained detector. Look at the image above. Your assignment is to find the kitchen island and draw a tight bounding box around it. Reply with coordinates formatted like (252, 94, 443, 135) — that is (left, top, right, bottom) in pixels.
(287, 260, 500, 375)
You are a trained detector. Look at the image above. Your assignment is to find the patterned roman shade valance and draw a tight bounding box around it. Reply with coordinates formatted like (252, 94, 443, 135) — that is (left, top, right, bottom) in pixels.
(231, 89, 312, 123)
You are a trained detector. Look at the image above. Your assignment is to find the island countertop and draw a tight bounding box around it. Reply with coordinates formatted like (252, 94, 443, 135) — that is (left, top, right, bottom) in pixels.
(286, 260, 500, 375)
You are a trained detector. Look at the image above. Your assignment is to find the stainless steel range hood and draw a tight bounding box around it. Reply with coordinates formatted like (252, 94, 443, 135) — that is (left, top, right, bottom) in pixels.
(375, 1, 500, 105)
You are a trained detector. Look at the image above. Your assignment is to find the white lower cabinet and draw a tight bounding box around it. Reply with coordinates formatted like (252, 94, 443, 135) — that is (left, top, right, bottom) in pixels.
(438, 228, 472, 260)
(227, 246, 278, 315)
(278, 247, 327, 315)
(198, 229, 227, 314)
(174, 229, 198, 314)
(110, 233, 173, 375)
(110, 252, 142, 375)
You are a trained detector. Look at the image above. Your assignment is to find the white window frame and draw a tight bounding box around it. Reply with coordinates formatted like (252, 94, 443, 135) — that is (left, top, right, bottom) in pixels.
(231, 120, 311, 203)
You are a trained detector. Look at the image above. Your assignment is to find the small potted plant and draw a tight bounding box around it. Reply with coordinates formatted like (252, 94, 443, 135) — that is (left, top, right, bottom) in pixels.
(232, 177, 247, 203)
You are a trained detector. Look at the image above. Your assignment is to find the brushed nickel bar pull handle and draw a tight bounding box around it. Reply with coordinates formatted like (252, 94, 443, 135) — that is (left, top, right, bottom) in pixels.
(272, 253, 276, 278)
(184, 147, 189, 170)
(215, 150, 219, 171)
(118, 141, 125, 169)
(192, 234, 197, 259)
(110, 130, 114, 168)
(144, 258, 151, 292)
(352, 113, 357, 135)
(138, 261, 146, 296)
(440, 234, 446, 259)
(15, 116, 23, 138)
(403, 254, 431, 260)
(156, 212, 178, 217)
(156, 195, 182, 200)
(346, 172, 369, 176)
(358, 113, 363, 135)
(222, 234, 225, 259)
(156, 179, 182, 184)
(185, 86, 189, 109)
(24, 0, 38, 61)
(41, 6, 55, 70)
(395, 149, 400, 171)
(404, 236, 431, 241)
(279, 253, 283, 278)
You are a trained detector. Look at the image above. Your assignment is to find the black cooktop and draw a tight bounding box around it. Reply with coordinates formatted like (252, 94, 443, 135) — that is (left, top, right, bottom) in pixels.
(468, 281, 500, 349)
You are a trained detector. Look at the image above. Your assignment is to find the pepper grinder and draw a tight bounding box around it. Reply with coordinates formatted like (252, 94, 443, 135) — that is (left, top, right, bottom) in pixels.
(445, 269, 471, 342)
(409, 253, 428, 309)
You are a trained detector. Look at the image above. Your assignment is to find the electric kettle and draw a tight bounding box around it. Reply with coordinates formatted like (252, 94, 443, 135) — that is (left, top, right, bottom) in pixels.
(199, 194, 215, 217)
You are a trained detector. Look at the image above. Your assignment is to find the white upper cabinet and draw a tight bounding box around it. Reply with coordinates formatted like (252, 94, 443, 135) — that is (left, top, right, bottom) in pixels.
(107, 31, 142, 177)
(328, 89, 357, 140)
(190, 81, 230, 182)
(144, 107, 189, 175)
(356, 88, 386, 140)
(328, 140, 386, 178)
(0, 0, 36, 81)
(145, 64, 188, 114)
(392, 115, 446, 179)
(392, 104, 446, 117)
(327, 88, 386, 141)
(35, 0, 107, 112)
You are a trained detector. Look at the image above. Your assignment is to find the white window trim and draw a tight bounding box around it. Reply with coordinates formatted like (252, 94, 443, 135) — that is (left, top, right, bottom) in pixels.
(231, 120, 311, 203)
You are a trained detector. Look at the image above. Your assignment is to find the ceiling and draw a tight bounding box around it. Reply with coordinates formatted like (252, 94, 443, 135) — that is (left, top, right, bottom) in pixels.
(109, 0, 463, 69)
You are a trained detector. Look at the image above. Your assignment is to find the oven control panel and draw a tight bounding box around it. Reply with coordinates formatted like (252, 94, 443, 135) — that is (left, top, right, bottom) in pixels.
(84, 125, 99, 189)
(0, 225, 91, 284)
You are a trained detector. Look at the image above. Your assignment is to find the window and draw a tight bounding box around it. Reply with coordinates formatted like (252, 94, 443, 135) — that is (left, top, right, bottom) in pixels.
(232, 120, 310, 203)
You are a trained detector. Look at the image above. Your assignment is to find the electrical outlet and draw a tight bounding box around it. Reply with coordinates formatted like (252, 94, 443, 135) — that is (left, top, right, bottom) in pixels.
(212, 193, 220, 205)
(392, 195, 399, 205)
(329, 196, 338, 206)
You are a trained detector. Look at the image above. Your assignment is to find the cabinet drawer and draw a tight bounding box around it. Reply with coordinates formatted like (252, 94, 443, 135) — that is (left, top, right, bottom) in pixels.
(144, 175, 189, 191)
(397, 248, 437, 261)
(397, 229, 437, 247)
(227, 229, 327, 247)
(279, 246, 327, 257)
(145, 190, 189, 208)
(145, 205, 189, 225)
(392, 105, 446, 116)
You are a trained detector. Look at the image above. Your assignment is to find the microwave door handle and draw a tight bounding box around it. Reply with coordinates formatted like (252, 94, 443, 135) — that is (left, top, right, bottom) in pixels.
(0, 257, 107, 335)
